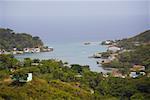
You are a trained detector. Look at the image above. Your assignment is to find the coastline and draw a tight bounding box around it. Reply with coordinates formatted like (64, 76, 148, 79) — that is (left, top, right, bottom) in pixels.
(14, 42, 109, 73)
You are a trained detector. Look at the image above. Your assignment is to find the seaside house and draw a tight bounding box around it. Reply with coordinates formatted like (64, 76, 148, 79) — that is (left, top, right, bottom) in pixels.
(34, 48, 41, 53)
(105, 40, 111, 44)
(103, 73, 109, 78)
(111, 69, 126, 78)
(102, 40, 114, 45)
(0, 49, 6, 54)
(75, 74, 82, 78)
(31, 63, 43, 66)
(107, 46, 121, 52)
(23, 48, 41, 53)
(93, 52, 102, 58)
(13, 48, 17, 51)
(108, 55, 116, 61)
(129, 65, 146, 78)
(42, 47, 54, 52)
(24, 48, 30, 53)
(97, 59, 111, 64)
(129, 72, 138, 78)
(130, 65, 145, 71)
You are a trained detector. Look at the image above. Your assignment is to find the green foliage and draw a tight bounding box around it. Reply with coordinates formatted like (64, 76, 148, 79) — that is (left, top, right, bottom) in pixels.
(0, 28, 43, 50)
(117, 30, 150, 49)
(71, 64, 90, 74)
(0, 54, 150, 99)
(129, 30, 150, 43)
(0, 54, 18, 70)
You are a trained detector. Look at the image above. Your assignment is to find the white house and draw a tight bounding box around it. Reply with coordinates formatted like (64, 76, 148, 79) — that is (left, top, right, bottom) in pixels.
(129, 72, 138, 78)
(34, 48, 40, 53)
(12, 73, 32, 82)
(105, 40, 112, 45)
(24, 48, 30, 53)
(108, 46, 121, 52)
(26, 73, 32, 82)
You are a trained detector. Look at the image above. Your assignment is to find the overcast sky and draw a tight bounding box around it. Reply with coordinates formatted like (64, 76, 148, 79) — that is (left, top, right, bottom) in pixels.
(0, 0, 149, 43)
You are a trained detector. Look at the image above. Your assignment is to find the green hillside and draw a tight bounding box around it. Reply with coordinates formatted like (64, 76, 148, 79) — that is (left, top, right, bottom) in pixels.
(117, 30, 150, 49)
(0, 28, 43, 51)
(129, 30, 150, 43)
(0, 54, 149, 100)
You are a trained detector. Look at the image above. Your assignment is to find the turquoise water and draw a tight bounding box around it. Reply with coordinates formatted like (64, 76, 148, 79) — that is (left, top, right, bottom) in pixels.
(15, 42, 108, 72)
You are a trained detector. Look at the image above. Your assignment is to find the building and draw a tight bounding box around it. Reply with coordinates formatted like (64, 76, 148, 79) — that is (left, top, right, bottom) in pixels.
(129, 71, 146, 78)
(93, 52, 102, 58)
(108, 46, 121, 52)
(23, 48, 41, 53)
(111, 69, 126, 78)
(24, 48, 30, 53)
(26, 73, 32, 82)
(129, 65, 146, 78)
(97, 59, 111, 64)
(12, 73, 32, 82)
(34, 48, 40, 53)
(129, 72, 138, 78)
(0, 49, 6, 54)
(130, 65, 145, 71)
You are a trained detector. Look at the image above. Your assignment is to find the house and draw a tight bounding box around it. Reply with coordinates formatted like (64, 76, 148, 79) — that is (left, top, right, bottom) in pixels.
(75, 74, 82, 78)
(13, 48, 17, 51)
(129, 65, 146, 78)
(93, 52, 102, 58)
(97, 59, 111, 64)
(129, 72, 138, 78)
(12, 73, 32, 82)
(103, 40, 114, 45)
(111, 69, 126, 78)
(0, 49, 6, 54)
(103, 73, 109, 78)
(130, 65, 145, 71)
(129, 71, 146, 78)
(24, 48, 30, 53)
(133, 42, 140, 46)
(42, 47, 54, 52)
(31, 63, 43, 66)
(34, 48, 40, 53)
(108, 46, 121, 52)
(108, 55, 116, 61)
(23, 48, 41, 53)
(26, 73, 32, 82)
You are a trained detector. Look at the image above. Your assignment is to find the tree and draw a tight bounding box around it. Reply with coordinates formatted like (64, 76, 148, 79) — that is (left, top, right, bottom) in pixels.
(24, 58, 32, 67)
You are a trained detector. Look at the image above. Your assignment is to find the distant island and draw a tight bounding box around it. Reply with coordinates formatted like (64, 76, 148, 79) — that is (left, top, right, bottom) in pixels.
(0, 28, 53, 54)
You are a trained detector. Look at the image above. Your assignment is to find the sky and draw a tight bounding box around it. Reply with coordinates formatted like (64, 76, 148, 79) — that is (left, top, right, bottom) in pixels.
(0, 0, 149, 43)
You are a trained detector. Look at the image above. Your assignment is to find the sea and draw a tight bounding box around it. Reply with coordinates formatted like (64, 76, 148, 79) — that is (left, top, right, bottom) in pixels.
(14, 42, 109, 73)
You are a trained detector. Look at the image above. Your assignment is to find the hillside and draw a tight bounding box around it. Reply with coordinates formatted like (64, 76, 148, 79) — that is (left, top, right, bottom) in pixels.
(128, 30, 150, 43)
(0, 54, 149, 99)
(0, 28, 43, 51)
(117, 30, 150, 49)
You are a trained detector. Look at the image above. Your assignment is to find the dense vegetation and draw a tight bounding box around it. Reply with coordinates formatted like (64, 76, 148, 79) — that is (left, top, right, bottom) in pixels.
(102, 30, 150, 74)
(0, 28, 43, 51)
(116, 30, 150, 49)
(102, 44, 150, 73)
(0, 29, 149, 99)
(0, 54, 150, 100)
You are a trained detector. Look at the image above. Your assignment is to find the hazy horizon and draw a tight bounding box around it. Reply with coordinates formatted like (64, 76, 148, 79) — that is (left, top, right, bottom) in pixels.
(0, 0, 149, 44)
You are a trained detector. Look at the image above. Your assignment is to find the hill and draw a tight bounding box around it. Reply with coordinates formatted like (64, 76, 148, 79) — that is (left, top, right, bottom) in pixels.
(128, 30, 150, 43)
(0, 28, 43, 51)
(117, 30, 150, 49)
